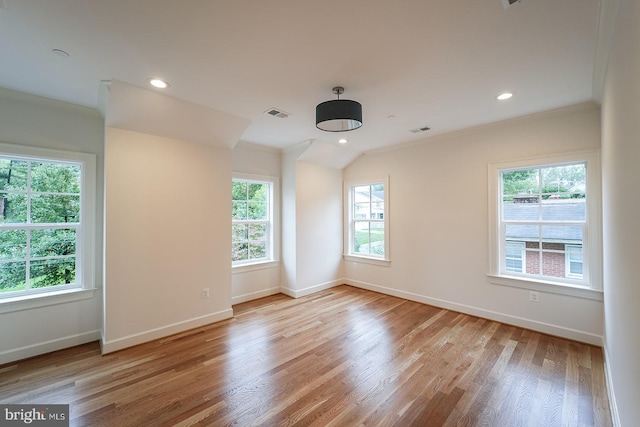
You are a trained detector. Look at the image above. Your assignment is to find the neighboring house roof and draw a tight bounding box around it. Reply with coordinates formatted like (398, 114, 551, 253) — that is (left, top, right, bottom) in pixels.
(504, 201, 585, 243)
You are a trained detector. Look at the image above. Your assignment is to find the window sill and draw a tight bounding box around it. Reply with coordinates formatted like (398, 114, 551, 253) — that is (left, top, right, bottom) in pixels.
(487, 274, 603, 301)
(232, 260, 280, 274)
(0, 287, 98, 314)
(343, 254, 391, 267)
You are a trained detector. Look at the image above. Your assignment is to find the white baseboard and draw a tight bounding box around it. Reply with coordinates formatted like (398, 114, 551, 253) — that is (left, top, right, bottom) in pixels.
(0, 330, 102, 365)
(344, 279, 604, 346)
(602, 340, 621, 426)
(232, 287, 281, 305)
(280, 279, 343, 299)
(101, 308, 233, 354)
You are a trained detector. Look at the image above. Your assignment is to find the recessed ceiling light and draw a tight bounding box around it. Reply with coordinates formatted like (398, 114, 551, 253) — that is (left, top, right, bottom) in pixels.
(497, 92, 513, 101)
(338, 138, 348, 144)
(148, 78, 170, 89)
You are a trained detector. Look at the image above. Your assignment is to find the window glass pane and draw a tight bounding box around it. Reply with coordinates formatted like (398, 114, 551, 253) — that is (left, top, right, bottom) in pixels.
(232, 201, 247, 220)
(30, 229, 76, 258)
(30, 162, 81, 194)
(248, 223, 266, 240)
(541, 164, 586, 199)
(503, 200, 540, 221)
(371, 184, 384, 202)
(525, 249, 540, 275)
(31, 195, 80, 223)
(30, 258, 76, 288)
(0, 159, 28, 191)
(248, 183, 267, 201)
(354, 203, 370, 219)
(569, 261, 583, 275)
(354, 185, 370, 200)
(541, 248, 566, 278)
(505, 224, 539, 243)
(232, 181, 247, 201)
(369, 222, 385, 256)
(249, 241, 266, 259)
(501, 169, 538, 199)
(540, 225, 583, 243)
(1, 193, 27, 223)
(232, 243, 248, 262)
(505, 242, 524, 273)
(354, 221, 370, 254)
(0, 230, 26, 260)
(0, 261, 26, 293)
(248, 201, 267, 220)
(232, 223, 247, 242)
(371, 202, 384, 219)
(541, 199, 585, 221)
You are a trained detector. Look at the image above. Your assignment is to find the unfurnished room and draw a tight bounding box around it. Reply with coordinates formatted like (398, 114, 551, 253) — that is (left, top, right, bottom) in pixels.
(0, 0, 638, 426)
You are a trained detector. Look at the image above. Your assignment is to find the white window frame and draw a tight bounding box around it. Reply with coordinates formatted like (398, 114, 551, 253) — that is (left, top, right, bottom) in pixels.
(487, 150, 602, 300)
(232, 173, 279, 271)
(343, 176, 390, 266)
(0, 142, 96, 313)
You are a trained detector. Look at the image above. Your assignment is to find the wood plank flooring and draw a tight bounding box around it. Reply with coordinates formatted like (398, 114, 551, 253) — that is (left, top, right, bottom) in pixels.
(0, 285, 612, 426)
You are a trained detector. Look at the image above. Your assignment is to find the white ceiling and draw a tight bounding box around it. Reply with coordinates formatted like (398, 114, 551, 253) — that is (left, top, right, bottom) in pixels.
(0, 0, 602, 157)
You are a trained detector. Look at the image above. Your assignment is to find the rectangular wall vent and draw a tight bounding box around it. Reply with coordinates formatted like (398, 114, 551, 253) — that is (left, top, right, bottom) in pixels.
(410, 126, 431, 133)
(502, 0, 522, 9)
(264, 108, 291, 119)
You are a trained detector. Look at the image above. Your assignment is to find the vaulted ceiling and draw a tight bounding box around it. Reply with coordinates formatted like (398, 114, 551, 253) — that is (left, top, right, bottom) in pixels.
(0, 0, 603, 161)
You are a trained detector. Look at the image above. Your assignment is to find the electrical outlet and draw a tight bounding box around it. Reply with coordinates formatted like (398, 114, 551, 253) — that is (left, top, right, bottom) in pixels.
(529, 291, 539, 303)
(201, 288, 210, 299)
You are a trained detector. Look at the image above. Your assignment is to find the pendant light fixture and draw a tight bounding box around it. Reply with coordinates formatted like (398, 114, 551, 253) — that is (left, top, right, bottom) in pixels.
(316, 86, 363, 132)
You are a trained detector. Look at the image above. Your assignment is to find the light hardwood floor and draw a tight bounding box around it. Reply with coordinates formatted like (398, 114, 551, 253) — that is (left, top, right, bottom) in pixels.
(0, 285, 612, 426)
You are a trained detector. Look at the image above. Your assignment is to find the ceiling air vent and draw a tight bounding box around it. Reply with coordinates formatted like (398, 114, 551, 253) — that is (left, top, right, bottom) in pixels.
(502, 0, 522, 9)
(410, 126, 431, 134)
(264, 108, 291, 119)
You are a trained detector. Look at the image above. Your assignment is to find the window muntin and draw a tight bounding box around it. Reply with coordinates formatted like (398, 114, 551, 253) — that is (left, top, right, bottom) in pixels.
(499, 162, 588, 285)
(232, 178, 272, 265)
(0, 156, 84, 297)
(349, 182, 386, 259)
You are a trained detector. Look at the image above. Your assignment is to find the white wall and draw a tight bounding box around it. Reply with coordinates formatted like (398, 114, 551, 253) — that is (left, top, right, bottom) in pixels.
(0, 88, 104, 364)
(231, 142, 282, 304)
(601, 0, 640, 423)
(294, 162, 344, 292)
(343, 103, 604, 344)
(102, 127, 233, 353)
(280, 144, 344, 297)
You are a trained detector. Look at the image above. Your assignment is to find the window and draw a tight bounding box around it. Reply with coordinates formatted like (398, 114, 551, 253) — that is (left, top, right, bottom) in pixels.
(488, 151, 602, 297)
(344, 178, 389, 264)
(505, 241, 525, 273)
(232, 175, 277, 266)
(0, 143, 96, 302)
(565, 244, 583, 279)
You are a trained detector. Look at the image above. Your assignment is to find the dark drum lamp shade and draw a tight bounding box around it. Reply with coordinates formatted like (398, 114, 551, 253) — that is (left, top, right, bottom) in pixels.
(316, 87, 363, 132)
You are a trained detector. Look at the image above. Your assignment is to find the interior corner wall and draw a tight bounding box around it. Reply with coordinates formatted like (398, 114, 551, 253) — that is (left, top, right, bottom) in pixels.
(102, 127, 233, 353)
(0, 89, 104, 364)
(294, 162, 344, 294)
(601, 0, 640, 424)
(343, 104, 604, 344)
(280, 146, 344, 297)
